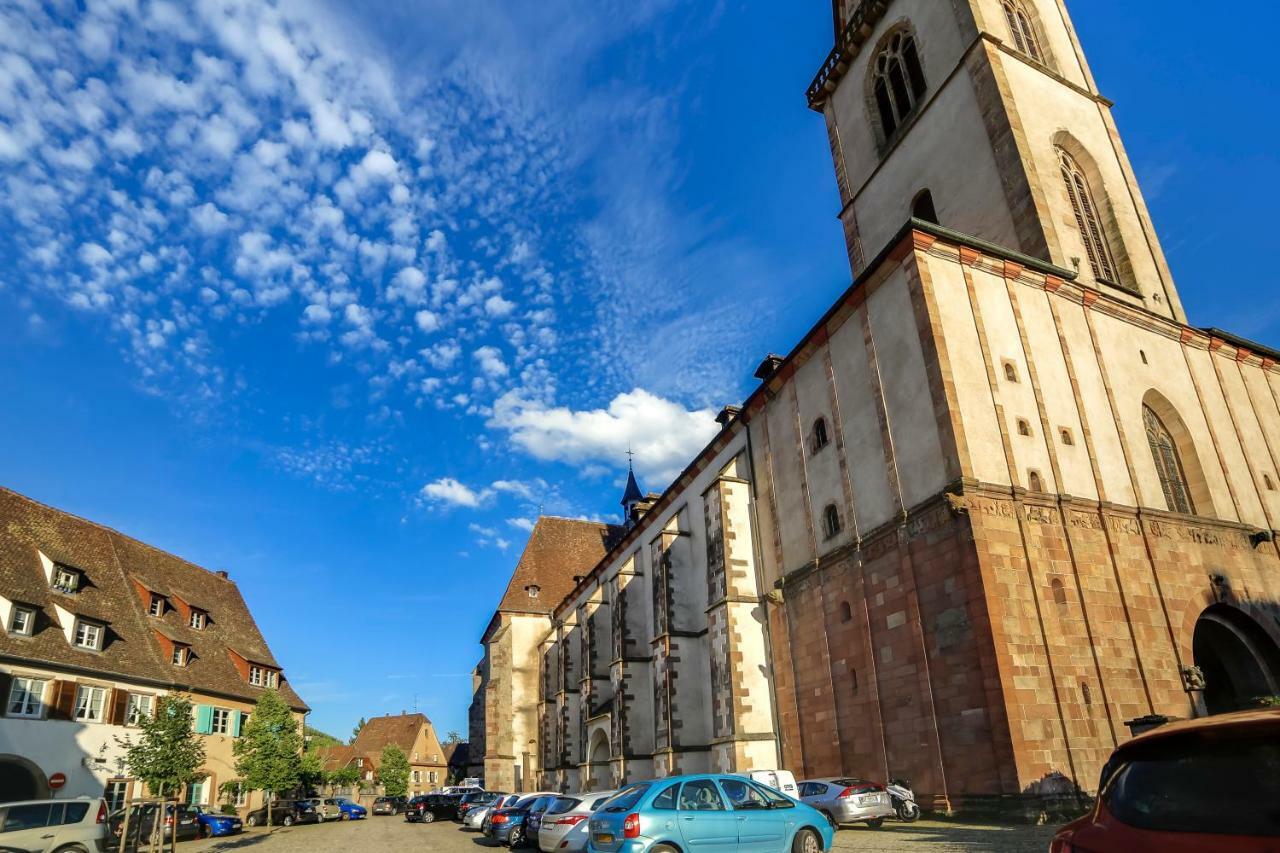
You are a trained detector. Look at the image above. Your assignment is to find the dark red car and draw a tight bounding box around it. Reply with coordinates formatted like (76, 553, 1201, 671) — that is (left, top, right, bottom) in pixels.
(1051, 709, 1280, 852)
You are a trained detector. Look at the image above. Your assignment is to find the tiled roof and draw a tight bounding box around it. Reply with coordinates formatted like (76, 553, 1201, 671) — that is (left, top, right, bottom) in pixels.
(495, 517, 623, 615)
(350, 713, 442, 769)
(0, 486, 308, 711)
(314, 745, 355, 772)
(443, 740, 469, 769)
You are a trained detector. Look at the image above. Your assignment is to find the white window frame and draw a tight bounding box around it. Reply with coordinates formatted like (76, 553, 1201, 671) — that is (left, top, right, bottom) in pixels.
(233, 783, 248, 807)
(266, 670, 278, 688)
(74, 619, 103, 651)
(75, 684, 107, 722)
(249, 666, 263, 687)
(9, 606, 35, 637)
(149, 595, 164, 617)
(7, 677, 47, 718)
(172, 645, 189, 666)
(53, 566, 80, 593)
(189, 610, 206, 630)
(126, 693, 154, 726)
(211, 707, 232, 735)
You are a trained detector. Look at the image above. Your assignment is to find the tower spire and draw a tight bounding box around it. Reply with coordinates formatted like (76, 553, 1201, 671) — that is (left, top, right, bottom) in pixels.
(620, 448, 644, 524)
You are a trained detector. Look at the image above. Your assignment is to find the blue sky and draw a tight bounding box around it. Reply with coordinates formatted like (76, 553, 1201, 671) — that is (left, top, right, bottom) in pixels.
(0, 0, 1277, 740)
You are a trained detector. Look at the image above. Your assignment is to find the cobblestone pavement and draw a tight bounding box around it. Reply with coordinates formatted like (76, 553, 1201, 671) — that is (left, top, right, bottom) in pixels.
(184, 815, 1059, 853)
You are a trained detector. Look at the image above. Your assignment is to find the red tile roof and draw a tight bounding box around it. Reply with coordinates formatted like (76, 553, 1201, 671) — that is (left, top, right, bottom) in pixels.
(495, 517, 622, 615)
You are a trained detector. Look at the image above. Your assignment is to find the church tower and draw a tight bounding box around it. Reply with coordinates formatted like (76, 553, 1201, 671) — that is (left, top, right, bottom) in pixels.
(809, 0, 1185, 323)
(620, 460, 644, 526)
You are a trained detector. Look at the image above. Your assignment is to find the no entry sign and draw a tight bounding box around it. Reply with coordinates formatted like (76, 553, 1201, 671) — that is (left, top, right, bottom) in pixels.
(48, 772, 67, 790)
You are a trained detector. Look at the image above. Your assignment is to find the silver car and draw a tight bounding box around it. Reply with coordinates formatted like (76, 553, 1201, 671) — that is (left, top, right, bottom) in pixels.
(463, 793, 521, 830)
(0, 798, 107, 852)
(536, 790, 614, 852)
(797, 777, 894, 827)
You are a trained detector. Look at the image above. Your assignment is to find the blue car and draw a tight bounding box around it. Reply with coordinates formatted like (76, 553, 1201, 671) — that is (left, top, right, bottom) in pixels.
(330, 797, 367, 820)
(586, 775, 833, 853)
(192, 806, 244, 837)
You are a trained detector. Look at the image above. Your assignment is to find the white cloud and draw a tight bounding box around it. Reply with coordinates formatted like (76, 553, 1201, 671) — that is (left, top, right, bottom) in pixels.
(489, 388, 719, 484)
(420, 477, 491, 508)
(507, 517, 535, 532)
(78, 243, 112, 266)
(413, 310, 441, 333)
(191, 202, 230, 234)
(473, 345, 508, 378)
(484, 294, 516, 317)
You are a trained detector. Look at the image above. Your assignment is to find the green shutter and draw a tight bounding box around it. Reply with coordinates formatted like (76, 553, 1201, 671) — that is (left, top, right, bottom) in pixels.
(231, 710, 243, 737)
(195, 704, 213, 734)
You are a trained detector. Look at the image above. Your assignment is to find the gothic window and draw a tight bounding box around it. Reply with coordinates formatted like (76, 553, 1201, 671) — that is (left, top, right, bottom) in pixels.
(1003, 361, 1019, 383)
(1027, 470, 1044, 492)
(811, 417, 830, 453)
(1057, 147, 1119, 284)
(822, 504, 842, 539)
(1017, 418, 1032, 437)
(871, 29, 927, 140)
(839, 602, 852, 623)
(1050, 578, 1067, 605)
(911, 189, 938, 224)
(1144, 405, 1195, 514)
(1002, 0, 1044, 63)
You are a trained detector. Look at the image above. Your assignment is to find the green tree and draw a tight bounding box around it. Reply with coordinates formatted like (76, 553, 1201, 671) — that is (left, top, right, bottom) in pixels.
(304, 725, 343, 751)
(379, 745, 410, 798)
(350, 717, 367, 744)
(327, 765, 360, 789)
(117, 695, 206, 797)
(233, 689, 304, 829)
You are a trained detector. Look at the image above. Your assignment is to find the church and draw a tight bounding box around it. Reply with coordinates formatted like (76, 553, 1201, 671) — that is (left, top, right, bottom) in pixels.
(471, 0, 1280, 815)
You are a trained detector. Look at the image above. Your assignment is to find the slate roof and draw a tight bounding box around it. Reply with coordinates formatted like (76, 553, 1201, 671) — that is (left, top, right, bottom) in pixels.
(444, 740, 469, 771)
(495, 517, 623, 615)
(0, 486, 308, 711)
(349, 713, 442, 769)
(620, 466, 643, 507)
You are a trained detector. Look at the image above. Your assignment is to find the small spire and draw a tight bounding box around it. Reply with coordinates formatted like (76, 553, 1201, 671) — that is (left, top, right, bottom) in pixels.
(620, 448, 643, 510)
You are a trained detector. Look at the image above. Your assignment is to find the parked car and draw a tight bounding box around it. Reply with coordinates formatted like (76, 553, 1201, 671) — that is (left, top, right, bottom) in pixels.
(526, 794, 581, 842)
(443, 786, 484, 796)
(406, 794, 462, 823)
(244, 799, 320, 827)
(586, 775, 833, 853)
(458, 791, 506, 822)
(537, 791, 615, 852)
(109, 802, 202, 846)
(192, 806, 244, 837)
(481, 792, 561, 847)
(330, 797, 366, 820)
(373, 796, 407, 816)
(797, 777, 894, 828)
(465, 794, 521, 830)
(0, 798, 106, 853)
(1051, 708, 1280, 852)
(303, 797, 342, 821)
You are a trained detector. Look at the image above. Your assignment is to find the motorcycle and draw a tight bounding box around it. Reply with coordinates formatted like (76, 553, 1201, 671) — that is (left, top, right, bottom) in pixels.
(886, 779, 920, 822)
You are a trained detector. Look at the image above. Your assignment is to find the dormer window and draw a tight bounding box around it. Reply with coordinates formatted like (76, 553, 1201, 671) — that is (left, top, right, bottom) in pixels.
(249, 665, 280, 689)
(189, 609, 207, 630)
(74, 619, 104, 651)
(8, 606, 35, 637)
(172, 644, 190, 667)
(53, 565, 81, 594)
(525, 584, 541, 600)
(149, 595, 165, 617)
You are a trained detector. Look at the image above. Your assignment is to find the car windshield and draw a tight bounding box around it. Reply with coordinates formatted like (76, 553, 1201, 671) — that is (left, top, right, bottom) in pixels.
(1104, 733, 1280, 837)
(600, 784, 651, 813)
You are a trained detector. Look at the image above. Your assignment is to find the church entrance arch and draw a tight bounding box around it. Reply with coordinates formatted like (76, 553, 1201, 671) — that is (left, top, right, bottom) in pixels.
(1192, 605, 1280, 714)
(588, 730, 610, 790)
(0, 755, 48, 802)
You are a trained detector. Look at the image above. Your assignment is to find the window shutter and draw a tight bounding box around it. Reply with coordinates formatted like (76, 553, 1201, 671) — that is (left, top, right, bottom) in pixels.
(231, 710, 243, 738)
(108, 689, 129, 726)
(49, 680, 76, 720)
(195, 704, 214, 734)
(0, 672, 10, 709)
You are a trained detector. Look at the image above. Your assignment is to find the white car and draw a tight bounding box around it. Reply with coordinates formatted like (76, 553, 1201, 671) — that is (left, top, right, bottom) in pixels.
(536, 791, 615, 853)
(0, 798, 107, 852)
(463, 793, 521, 830)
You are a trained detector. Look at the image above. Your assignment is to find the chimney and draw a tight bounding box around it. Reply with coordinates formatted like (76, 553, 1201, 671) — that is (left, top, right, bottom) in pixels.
(215, 570, 229, 579)
(754, 353, 785, 380)
(715, 405, 742, 426)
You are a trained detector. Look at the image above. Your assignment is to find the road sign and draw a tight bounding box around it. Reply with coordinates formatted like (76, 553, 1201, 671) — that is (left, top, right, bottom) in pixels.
(48, 772, 66, 790)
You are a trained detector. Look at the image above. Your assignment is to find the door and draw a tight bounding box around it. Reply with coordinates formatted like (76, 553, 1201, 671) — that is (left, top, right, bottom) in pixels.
(676, 780, 737, 852)
(719, 778, 785, 853)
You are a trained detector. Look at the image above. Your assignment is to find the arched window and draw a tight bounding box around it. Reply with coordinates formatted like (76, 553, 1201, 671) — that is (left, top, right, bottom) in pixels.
(1144, 404, 1195, 514)
(1028, 470, 1043, 492)
(822, 504, 842, 539)
(811, 417, 830, 453)
(1003, 361, 1019, 383)
(1050, 577, 1067, 605)
(871, 29, 927, 140)
(1002, 0, 1044, 62)
(911, 189, 938, 224)
(839, 602, 852, 623)
(1057, 147, 1119, 284)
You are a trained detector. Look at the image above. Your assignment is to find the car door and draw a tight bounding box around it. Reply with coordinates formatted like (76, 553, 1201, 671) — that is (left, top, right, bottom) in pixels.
(676, 779, 737, 853)
(719, 778, 784, 853)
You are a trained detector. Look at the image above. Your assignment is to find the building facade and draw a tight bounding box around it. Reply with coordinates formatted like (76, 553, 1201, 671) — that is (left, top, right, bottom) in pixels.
(475, 0, 1280, 815)
(0, 486, 308, 811)
(343, 713, 449, 797)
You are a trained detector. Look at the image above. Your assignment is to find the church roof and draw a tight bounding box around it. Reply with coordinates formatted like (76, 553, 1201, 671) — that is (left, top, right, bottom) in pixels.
(620, 466, 644, 507)
(495, 516, 622, 616)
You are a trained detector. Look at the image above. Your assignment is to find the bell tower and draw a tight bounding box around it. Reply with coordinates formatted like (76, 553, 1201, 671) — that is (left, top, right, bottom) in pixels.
(810, 0, 1184, 322)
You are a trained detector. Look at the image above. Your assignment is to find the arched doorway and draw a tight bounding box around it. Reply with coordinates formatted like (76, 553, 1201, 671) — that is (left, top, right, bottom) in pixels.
(587, 730, 610, 791)
(1193, 605, 1280, 714)
(0, 755, 49, 802)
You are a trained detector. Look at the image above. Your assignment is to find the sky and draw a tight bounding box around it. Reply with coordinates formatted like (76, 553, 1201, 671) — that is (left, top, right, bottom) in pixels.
(0, 0, 1277, 741)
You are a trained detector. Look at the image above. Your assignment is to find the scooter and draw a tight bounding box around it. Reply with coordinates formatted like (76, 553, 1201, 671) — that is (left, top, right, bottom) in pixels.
(886, 779, 920, 822)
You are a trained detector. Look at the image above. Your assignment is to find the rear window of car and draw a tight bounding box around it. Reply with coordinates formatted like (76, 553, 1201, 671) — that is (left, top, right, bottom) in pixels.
(1104, 733, 1280, 837)
(832, 778, 871, 787)
(514, 796, 545, 810)
(589, 794, 615, 811)
(600, 784, 651, 813)
(548, 797, 581, 815)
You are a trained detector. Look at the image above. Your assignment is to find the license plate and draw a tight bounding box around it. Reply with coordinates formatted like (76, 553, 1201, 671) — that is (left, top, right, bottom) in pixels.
(595, 834, 614, 844)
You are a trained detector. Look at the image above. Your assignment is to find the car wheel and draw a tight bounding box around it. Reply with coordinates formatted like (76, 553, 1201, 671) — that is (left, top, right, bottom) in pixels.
(423, 811, 436, 824)
(508, 825, 524, 848)
(246, 815, 259, 827)
(283, 815, 294, 827)
(793, 828, 822, 853)
(865, 819, 884, 829)
(52, 845, 90, 853)
(342, 812, 351, 821)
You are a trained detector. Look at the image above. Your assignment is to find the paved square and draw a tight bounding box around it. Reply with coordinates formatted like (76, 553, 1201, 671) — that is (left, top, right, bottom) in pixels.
(185, 815, 1059, 853)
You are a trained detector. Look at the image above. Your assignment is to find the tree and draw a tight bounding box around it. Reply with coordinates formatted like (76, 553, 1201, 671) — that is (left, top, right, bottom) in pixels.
(350, 717, 367, 744)
(443, 730, 464, 746)
(234, 689, 304, 829)
(305, 725, 343, 751)
(379, 745, 410, 798)
(327, 765, 360, 790)
(117, 694, 206, 797)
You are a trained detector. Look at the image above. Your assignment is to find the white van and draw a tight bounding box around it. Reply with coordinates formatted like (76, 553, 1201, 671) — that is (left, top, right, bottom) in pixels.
(0, 798, 107, 852)
(745, 769, 799, 797)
